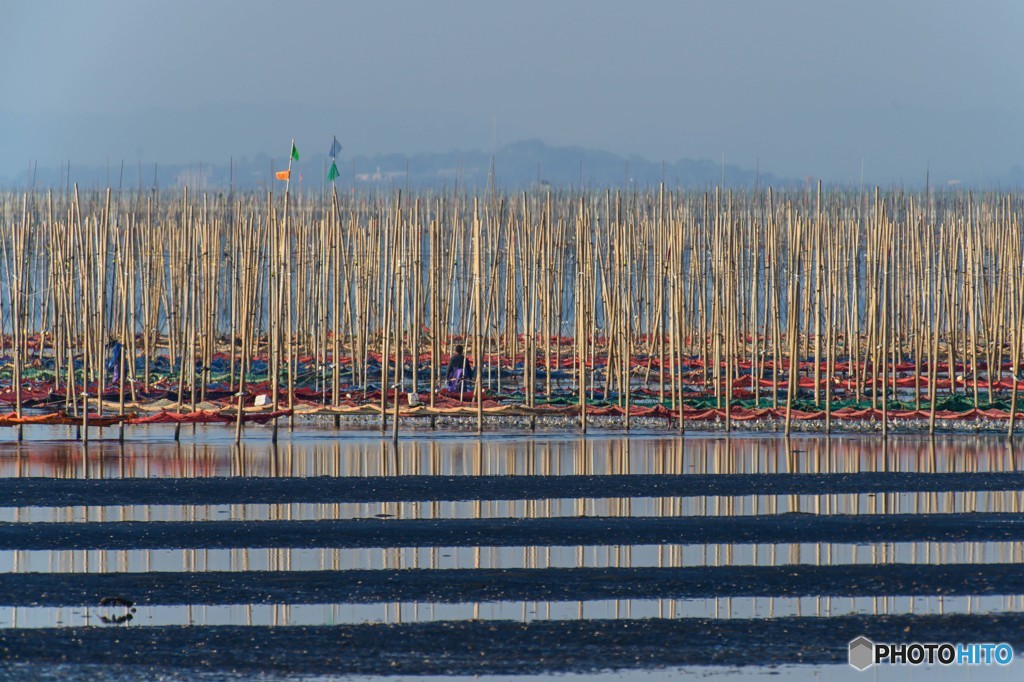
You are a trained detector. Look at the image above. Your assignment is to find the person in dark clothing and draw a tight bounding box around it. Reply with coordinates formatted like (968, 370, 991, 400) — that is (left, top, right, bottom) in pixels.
(445, 344, 473, 391)
(107, 339, 123, 385)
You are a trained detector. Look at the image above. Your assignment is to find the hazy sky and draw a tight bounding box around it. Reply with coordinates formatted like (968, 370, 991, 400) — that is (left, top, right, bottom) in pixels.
(2, 0, 1023, 183)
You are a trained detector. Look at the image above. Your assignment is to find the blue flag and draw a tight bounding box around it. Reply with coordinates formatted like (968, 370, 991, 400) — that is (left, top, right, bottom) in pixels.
(328, 136, 342, 158)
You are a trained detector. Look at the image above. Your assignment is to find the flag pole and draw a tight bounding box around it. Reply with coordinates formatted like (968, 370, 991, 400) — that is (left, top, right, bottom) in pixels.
(273, 137, 297, 442)
(286, 138, 298, 432)
(285, 138, 295, 194)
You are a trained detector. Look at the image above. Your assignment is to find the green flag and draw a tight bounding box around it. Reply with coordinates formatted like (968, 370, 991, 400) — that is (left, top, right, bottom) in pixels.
(327, 160, 339, 182)
(291, 142, 300, 162)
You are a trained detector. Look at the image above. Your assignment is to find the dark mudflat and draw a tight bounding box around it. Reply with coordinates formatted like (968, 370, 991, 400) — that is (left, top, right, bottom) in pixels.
(4, 471, 1024, 507)
(2, 613, 1022, 674)
(3, 512, 1023, 551)
(2, 562, 1024, 607)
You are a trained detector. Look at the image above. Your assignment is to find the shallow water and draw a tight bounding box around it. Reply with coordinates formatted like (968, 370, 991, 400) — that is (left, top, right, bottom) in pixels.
(0, 428, 1021, 678)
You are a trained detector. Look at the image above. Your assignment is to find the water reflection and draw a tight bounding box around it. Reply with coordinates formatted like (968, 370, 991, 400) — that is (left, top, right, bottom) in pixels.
(0, 433, 1020, 479)
(6, 594, 1024, 630)
(4, 541, 1024, 575)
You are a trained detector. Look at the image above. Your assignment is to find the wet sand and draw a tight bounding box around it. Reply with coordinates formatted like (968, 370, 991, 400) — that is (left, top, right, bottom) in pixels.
(4, 512, 1024, 551)
(4, 563, 1024, 607)
(6, 470, 1024, 506)
(2, 613, 1023, 674)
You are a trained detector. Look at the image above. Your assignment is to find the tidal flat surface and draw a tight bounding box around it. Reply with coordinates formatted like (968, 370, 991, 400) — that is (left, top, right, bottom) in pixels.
(0, 428, 1021, 680)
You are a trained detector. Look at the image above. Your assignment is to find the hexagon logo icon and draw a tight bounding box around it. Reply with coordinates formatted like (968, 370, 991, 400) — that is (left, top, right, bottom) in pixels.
(849, 636, 875, 670)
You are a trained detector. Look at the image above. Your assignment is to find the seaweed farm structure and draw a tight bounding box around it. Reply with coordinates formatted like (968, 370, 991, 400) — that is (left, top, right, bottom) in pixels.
(1, 184, 1024, 437)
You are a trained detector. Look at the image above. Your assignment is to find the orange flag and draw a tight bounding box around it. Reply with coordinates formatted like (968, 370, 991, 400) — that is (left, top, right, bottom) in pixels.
(275, 169, 291, 181)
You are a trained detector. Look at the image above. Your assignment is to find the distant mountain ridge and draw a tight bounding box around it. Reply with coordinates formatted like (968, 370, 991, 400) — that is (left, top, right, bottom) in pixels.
(6, 139, 779, 191)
